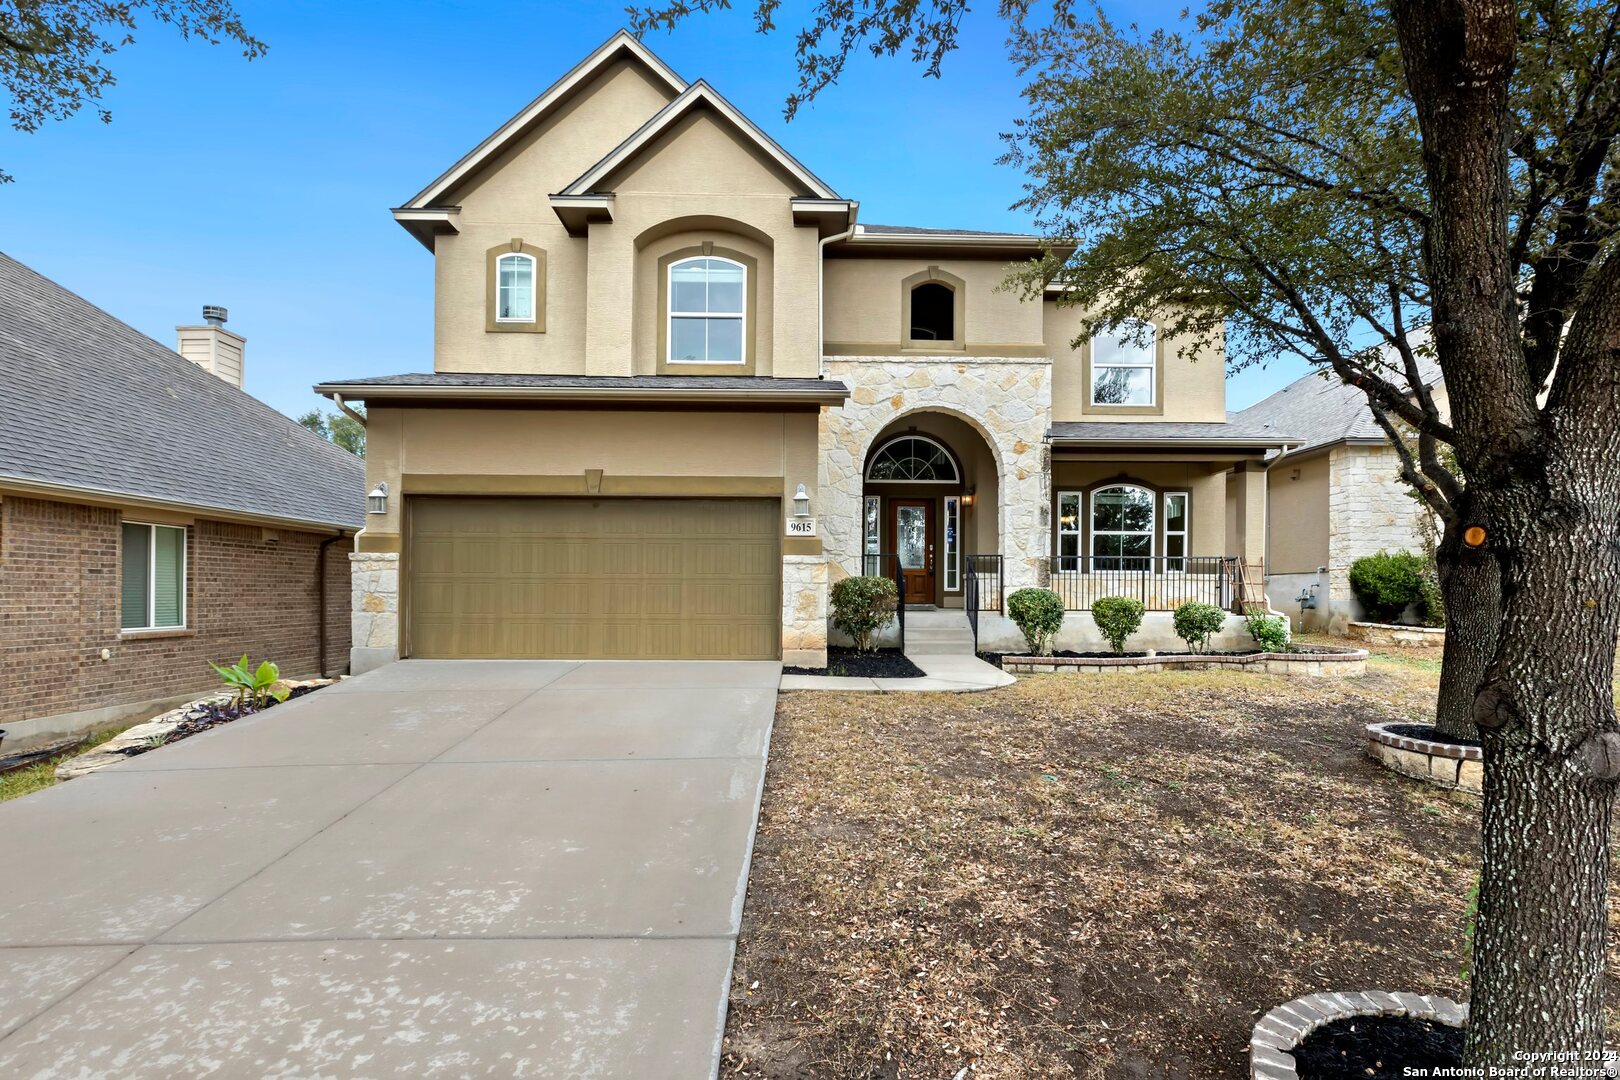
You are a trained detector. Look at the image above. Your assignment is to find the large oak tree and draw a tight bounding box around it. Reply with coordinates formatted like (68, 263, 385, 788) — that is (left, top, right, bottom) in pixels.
(632, 0, 1620, 1061)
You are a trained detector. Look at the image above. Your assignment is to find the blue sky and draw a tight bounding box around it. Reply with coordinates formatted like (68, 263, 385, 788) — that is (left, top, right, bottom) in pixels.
(0, 0, 1311, 420)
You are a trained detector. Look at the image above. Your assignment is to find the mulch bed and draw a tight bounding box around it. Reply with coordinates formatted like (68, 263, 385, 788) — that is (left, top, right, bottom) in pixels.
(1292, 1015, 1463, 1078)
(721, 662, 1578, 1077)
(784, 647, 925, 679)
(112, 686, 319, 757)
(1382, 723, 1481, 748)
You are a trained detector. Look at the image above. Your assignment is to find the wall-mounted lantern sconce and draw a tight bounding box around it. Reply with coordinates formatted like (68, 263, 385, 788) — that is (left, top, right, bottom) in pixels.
(792, 483, 811, 517)
(962, 486, 976, 508)
(367, 482, 389, 515)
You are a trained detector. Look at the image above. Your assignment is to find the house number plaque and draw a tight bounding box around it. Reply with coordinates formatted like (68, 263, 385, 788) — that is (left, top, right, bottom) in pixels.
(785, 517, 817, 537)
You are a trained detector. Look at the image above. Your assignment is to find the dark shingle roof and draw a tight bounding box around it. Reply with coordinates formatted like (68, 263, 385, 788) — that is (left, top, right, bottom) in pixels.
(0, 251, 365, 529)
(858, 223, 1036, 238)
(1047, 415, 1300, 446)
(1232, 354, 1443, 454)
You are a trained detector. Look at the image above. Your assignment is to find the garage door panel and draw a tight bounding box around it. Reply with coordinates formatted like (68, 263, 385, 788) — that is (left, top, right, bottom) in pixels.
(407, 497, 780, 660)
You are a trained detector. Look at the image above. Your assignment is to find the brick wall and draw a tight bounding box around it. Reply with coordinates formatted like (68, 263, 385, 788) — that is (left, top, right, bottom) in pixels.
(0, 495, 351, 726)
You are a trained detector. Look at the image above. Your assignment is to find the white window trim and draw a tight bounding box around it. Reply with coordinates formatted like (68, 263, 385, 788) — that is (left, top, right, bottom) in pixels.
(1089, 484, 1156, 571)
(1090, 319, 1157, 407)
(667, 255, 747, 365)
(123, 521, 187, 631)
(943, 495, 960, 592)
(1163, 490, 1189, 572)
(863, 434, 961, 484)
(494, 252, 538, 324)
(1055, 490, 1083, 572)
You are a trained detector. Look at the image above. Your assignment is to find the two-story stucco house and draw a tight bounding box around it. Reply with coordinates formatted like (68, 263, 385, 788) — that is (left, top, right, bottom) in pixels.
(317, 32, 1296, 671)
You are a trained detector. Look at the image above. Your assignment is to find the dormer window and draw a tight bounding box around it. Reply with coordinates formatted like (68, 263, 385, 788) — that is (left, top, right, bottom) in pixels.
(1091, 320, 1157, 406)
(669, 256, 746, 364)
(909, 283, 954, 341)
(495, 253, 537, 323)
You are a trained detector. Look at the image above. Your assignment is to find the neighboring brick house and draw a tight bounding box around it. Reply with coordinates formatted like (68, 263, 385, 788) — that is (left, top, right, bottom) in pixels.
(0, 251, 364, 751)
(1234, 363, 1443, 632)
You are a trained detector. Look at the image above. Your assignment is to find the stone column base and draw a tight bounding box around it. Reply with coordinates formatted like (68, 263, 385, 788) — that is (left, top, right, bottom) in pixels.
(351, 551, 400, 674)
(782, 554, 829, 668)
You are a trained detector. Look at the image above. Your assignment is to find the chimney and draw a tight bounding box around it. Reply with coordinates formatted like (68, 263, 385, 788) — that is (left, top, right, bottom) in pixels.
(175, 305, 246, 389)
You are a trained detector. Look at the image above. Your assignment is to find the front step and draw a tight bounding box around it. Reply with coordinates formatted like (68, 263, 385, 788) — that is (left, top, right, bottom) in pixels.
(905, 639, 977, 655)
(900, 611, 977, 656)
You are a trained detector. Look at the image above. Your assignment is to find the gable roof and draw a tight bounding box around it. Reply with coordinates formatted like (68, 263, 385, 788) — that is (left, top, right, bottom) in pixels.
(399, 30, 687, 210)
(559, 79, 839, 199)
(0, 251, 365, 531)
(1233, 352, 1444, 455)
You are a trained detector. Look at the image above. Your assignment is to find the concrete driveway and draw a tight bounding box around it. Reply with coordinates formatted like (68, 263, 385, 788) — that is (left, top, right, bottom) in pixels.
(0, 659, 780, 1079)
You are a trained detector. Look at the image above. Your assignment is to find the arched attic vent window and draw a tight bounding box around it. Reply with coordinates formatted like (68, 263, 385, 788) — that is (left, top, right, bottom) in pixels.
(909, 282, 954, 341)
(866, 435, 961, 483)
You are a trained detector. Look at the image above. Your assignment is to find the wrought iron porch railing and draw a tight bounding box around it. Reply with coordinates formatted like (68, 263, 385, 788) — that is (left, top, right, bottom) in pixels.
(965, 554, 1003, 615)
(1047, 555, 1239, 612)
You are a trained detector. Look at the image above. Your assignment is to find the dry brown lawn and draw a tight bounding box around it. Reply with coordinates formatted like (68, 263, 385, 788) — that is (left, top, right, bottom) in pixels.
(722, 642, 1618, 1078)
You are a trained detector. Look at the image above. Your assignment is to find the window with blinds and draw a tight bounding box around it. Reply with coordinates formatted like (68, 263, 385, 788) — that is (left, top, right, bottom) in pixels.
(121, 522, 186, 630)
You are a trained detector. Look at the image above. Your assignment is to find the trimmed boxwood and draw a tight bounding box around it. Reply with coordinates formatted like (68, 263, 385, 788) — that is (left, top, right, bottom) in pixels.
(1243, 605, 1289, 652)
(1007, 587, 1065, 655)
(1348, 549, 1427, 624)
(830, 575, 898, 653)
(1091, 595, 1145, 654)
(1172, 601, 1228, 654)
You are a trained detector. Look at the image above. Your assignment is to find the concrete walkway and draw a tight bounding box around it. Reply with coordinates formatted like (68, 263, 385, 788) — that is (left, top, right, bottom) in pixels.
(0, 659, 780, 1079)
(782, 610, 1016, 693)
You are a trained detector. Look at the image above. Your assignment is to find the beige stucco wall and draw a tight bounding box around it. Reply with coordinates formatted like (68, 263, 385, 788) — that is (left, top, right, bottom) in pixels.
(1050, 460, 1229, 558)
(1044, 302, 1227, 424)
(823, 257, 1044, 354)
(1266, 449, 1331, 574)
(432, 59, 678, 375)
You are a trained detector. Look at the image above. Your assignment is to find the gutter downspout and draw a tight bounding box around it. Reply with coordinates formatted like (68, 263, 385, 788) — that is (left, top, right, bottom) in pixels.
(817, 203, 860, 379)
(330, 393, 367, 428)
(317, 532, 349, 677)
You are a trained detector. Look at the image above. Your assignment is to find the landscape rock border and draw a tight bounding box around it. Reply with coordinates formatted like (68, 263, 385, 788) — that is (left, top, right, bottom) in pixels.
(1366, 721, 1483, 794)
(1250, 990, 1467, 1079)
(56, 680, 333, 780)
(1002, 647, 1367, 678)
(1348, 621, 1446, 648)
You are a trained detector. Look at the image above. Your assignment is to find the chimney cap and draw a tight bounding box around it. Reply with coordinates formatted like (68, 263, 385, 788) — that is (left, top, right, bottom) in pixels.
(202, 305, 228, 327)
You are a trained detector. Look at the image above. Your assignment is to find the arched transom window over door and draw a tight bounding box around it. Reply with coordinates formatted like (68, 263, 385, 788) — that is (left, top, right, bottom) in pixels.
(865, 435, 961, 483)
(668, 256, 746, 364)
(1091, 484, 1155, 569)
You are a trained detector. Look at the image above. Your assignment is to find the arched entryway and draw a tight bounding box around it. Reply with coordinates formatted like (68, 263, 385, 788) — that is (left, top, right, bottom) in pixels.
(861, 412, 1001, 608)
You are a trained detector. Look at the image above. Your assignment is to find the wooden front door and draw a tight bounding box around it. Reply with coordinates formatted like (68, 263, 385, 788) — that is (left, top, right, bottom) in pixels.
(890, 499, 936, 605)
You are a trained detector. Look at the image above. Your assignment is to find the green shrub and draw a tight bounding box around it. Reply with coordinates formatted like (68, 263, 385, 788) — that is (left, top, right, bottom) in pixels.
(1347, 549, 1427, 624)
(1007, 588, 1065, 655)
(1090, 595, 1145, 654)
(208, 654, 291, 710)
(1243, 606, 1289, 652)
(1417, 558, 1446, 627)
(1172, 601, 1227, 654)
(830, 575, 898, 653)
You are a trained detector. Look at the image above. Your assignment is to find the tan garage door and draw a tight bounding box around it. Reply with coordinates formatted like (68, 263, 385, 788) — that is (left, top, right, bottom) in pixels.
(406, 497, 780, 660)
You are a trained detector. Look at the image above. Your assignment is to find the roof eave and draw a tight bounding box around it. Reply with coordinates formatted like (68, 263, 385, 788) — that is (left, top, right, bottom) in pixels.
(390, 206, 462, 250)
(315, 382, 851, 407)
(0, 475, 361, 535)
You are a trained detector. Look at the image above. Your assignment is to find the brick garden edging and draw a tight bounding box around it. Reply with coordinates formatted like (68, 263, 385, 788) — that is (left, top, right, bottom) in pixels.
(1250, 990, 1467, 1078)
(1002, 647, 1367, 678)
(1348, 621, 1446, 648)
(1366, 721, 1483, 793)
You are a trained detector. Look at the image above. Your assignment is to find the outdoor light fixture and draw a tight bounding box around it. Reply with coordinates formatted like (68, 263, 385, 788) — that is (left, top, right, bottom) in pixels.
(962, 487, 976, 508)
(792, 483, 811, 517)
(367, 482, 389, 515)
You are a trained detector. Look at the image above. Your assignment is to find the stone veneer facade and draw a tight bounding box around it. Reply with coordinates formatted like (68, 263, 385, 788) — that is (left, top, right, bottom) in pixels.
(1325, 444, 1428, 632)
(819, 355, 1053, 593)
(350, 551, 400, 674)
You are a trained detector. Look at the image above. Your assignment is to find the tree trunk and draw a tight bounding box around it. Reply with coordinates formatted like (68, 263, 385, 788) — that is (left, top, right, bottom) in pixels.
(1433, 515, 1497, 741)
(1464, 488, 1620, 1062)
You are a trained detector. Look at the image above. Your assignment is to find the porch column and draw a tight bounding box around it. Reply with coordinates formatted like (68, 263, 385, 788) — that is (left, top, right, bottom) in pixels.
(1229, 462, 1267, 566)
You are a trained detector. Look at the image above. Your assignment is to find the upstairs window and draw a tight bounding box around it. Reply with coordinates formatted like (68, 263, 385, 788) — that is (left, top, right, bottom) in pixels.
(121, 522, 186, 630)
(909, 282, 955, 341)
(495, 252, 536, 323)
(669, 256, 746, 364)
(1091, 319, 1157, 406)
